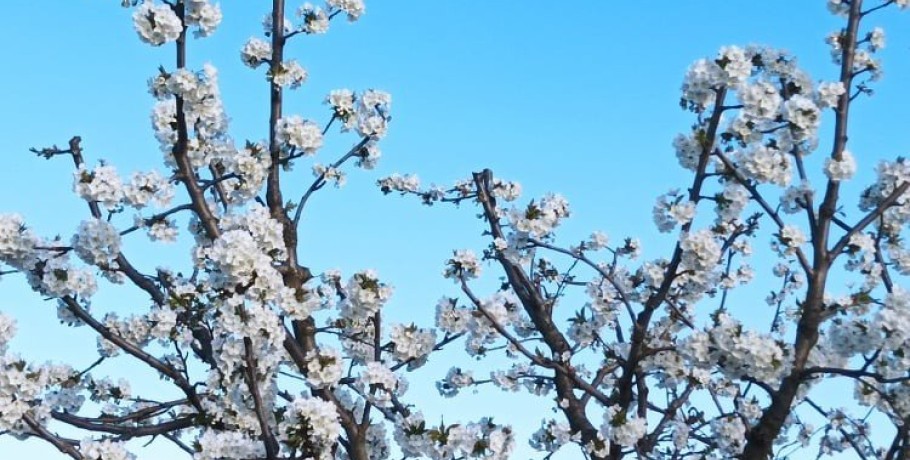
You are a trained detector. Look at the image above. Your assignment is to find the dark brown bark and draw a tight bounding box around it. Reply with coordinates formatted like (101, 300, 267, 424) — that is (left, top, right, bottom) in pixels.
(472, 170, 604, 457)
(739, 2, 864, 458)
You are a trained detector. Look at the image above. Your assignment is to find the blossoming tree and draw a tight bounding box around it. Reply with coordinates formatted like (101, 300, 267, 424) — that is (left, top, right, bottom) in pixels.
(2, 0, 910, 459)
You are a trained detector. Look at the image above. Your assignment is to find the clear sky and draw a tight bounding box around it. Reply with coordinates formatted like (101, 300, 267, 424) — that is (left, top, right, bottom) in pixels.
(1, 1, 909, 458)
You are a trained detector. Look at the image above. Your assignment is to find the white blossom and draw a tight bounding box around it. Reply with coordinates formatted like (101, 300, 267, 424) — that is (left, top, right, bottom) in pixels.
(276, 116, 323, 155)
(132, 2, 183, 46)
(241, 38, 271, 68)
(824, 150, 857, 182)
(72, 219, 122, 268)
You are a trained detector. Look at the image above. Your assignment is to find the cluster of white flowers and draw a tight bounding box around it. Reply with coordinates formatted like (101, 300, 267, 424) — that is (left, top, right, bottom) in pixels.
(588, 274, 625, 326)
(305, 347, 343, 388)
(326, 89, 356, 124)
(389, 323, 436, 364)
(394, 412, 514, 460)
(713, 182, 749, 224)
(195, 430, 265, 460)
(443, 249, 482, 281)
(185, 0, 222, 37)
(460, 292, 528, 356)
(816, 81, 846, 108)
(278, 397, 341, 457)
(150, 65, 234, 175)
(869, 27, 886, 51)
(824, 149, 857, 181)
(74, 164, 124, 211)
(841, 236, 877, 286)
(74, 164, 174, 215)
(529, 419, 575, 453)
(824, 318, 877, 361)
(716, 46, 753, 86)
(735, 145, 792, 186)
(783, 95, 821, 135)
(775, 224, 807, 256)
(508, 194, 570, 238)
(341, 270, 393, 319)
(318, 272, 394, 363)
(652, 190, 696, 233)
(682, 57, 725, 109)
(679, 229, 721, 272)
(79, 438, 134, 460)
(827, 0, 850, 16)
(436, 367, 474, 397)
(739, 81, 782, 120)
(0, 314, 14, 356)
(355, 90, 392, 138)
(360, 361, 405, 407)
(489, 363, 532, 393)
(203, 229, 275, 287)
(683, 313, 791, 384)
(678, 44, 839, 217)
(435, 297, 470, 335)
(827, 20, 886, 79)
(490, 178, 522, 202)
(275, 115, 323, 156)
(146, 305, 177, 339)
(132, 1, 183, 46)
(780, 181, 814, 214)
(272, 60, 309, 88)
(241, 37, 271, 68)
(0, 353, 83, 436)
(0, 355, 37, 433)
(860, 158, 910, 233)
(672, 133, 703, 171)
(378, 173, 420, 195)
(856, 48, 884, 78)
(0, 214, 39, 268)
(146, 218, 178, 242)
(72, 219, 122, 269)
(31, 254, 98, 299)
(221, 143, 272, 203)
(602, 406, 647, 448)
(97, 313, 153, 358)
(272, 91, 390, 177)
(875, 289, 910, 351)
(567, 310, 610, 348)
(261, 11, 294, 37)
(123, 170, 173, 209)
(312, 163, 346, 187)
(712, 415, 747, 455)
(0, 214, 98, 298)
(297, 3, 330, 34)
(585, 231, 609, 250)
(328, 0, 366, 21)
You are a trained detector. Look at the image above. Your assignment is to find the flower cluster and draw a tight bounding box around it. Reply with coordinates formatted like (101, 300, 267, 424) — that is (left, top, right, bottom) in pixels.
(508, 194, 570, 238)
(72, 219, 122, 269)
(79, 438, 134, 460)
(278, 397, 341, 457)
(305, 347, 343, 388)
(74, 164, 124, 211)
(652, 189, 696, 232)
(389, 323, 436, 365)
(683, 313, 791, 384)
(443, 249, 482, 281)
(394, 412, 515, 460)
(276, 115, 323, 156)
(132, 2, 183, 46)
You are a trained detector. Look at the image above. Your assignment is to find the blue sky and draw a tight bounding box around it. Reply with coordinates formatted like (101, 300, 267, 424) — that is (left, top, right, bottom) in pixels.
(1, 1, 910, 458)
